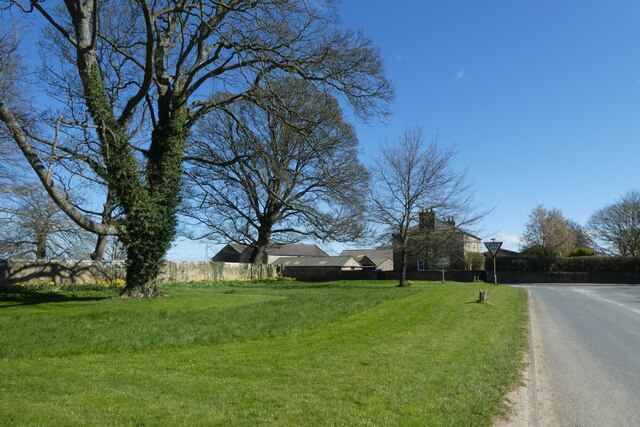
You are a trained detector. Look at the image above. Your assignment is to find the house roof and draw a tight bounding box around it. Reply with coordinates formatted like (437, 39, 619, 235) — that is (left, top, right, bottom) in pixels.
(276, 256, 359, 267)
(261, 243, 329, 257)
(228, 243, 248, 253)
(340, 248, 393, 259)
(211, 243, 249, 261)
(434, 220, 482, 241)
(368, 256, 393, 266)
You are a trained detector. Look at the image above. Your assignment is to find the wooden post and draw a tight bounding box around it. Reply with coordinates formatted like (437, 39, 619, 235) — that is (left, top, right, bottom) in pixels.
(478, 290, 488, 302)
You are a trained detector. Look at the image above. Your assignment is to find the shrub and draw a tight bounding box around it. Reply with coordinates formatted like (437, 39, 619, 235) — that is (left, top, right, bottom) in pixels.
(567, 247, 595, 257)
(465, 252, 486, 270)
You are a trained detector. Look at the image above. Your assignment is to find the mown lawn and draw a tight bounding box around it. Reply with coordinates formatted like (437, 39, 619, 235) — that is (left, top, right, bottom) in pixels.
(0, 281, 527, 426)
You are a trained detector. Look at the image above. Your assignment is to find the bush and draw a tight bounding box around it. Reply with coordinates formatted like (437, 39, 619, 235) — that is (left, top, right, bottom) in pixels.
(465, 252, 486, 270)
(568, 247, 595, 257)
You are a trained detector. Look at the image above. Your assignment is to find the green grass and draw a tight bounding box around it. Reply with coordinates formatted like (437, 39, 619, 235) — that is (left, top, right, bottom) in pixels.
(0, 281, 527, 426)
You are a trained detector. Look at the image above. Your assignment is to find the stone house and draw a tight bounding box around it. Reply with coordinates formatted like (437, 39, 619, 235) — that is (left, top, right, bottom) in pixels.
(394, 209, 482, 271)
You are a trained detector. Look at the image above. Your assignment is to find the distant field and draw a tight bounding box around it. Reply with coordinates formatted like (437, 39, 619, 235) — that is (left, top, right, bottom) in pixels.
(0, 281, 527, 426)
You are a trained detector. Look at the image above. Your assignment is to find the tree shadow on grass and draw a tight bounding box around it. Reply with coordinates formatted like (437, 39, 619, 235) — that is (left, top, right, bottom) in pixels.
(228, 282, 398, 291)
(0, 290, 112, 308)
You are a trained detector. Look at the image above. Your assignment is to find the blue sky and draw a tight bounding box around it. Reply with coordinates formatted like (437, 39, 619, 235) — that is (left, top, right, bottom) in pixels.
(170, 0, 640, 259)
(12, 2, 604, 258)
(328, 0, 640, 251)
(5, 1, 637, 259)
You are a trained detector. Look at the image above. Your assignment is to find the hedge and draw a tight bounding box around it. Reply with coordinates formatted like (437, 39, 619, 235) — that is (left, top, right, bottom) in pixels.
(492, 256, 640, 273)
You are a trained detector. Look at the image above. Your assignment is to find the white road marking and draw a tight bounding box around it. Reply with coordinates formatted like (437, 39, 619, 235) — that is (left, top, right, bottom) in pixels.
(572, 288, 640, 316)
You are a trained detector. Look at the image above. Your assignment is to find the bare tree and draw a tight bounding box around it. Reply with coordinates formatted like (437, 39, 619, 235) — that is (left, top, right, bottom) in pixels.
(368, 127, 481, 287)
(0, 21, 25, 182)
(520, 205, 579, 258)
(587, 191, 640, 256)
(0, 183, 95, 259)
(0, 21, 20, 106)
(183, 77, 369, 263)
(0, 1, 392, 297)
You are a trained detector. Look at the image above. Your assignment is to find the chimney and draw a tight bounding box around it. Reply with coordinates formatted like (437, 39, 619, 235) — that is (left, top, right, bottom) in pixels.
(419, 208, 436, 230)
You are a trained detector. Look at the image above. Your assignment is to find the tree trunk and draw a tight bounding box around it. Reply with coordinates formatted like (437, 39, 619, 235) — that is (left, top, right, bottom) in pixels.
(118, 112, 186, 298)
(35, 231, 47, 260)
(91, 235, 108, 261)
(121, 243, 162, 298)
(250, 244, 268, 264)
(398, 247, 408, 287)
(250, 226, 272, 265)
(91, 191, 116, 261)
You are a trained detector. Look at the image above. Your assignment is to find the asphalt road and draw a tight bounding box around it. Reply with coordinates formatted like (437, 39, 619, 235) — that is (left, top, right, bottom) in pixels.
(519, 284, 640, 426)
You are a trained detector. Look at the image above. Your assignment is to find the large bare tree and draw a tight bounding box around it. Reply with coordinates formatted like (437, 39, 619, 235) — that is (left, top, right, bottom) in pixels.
(183, 77, 369, 263)
(0, 1, 392, 296)
(587, 191, 640, 256)
(520, 205, 580, 258)
(368, 127, 481, 287)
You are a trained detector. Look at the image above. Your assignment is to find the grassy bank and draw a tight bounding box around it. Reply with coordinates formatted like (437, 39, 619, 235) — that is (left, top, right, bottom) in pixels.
(0, 281, 527, 425)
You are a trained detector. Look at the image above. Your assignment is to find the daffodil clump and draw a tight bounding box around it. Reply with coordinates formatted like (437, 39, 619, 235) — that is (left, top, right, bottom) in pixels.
(6, 278, 126, 292)
(260, 276, 296, 282)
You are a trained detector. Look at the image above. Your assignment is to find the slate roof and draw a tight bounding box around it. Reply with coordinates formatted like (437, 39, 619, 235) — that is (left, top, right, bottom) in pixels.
(228, 243, 248, 253)
(262, 243, 329, 257)
(340, 248, 393, 259)
(368, 256, 393, 266)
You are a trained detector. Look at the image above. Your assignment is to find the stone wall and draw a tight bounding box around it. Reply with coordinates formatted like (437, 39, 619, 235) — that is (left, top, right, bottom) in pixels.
(0, 260, 279, 285)
(8, 259, 636, 285)
(281, 267, 379, 282)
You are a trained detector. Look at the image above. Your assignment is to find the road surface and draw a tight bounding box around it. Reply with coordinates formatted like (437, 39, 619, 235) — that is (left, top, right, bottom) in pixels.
(521, 284, 640, 426)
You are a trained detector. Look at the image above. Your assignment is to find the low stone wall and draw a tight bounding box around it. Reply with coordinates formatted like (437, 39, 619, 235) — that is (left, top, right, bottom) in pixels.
(0, 259, 126, 285)
(0, 260, 278, 285)
(8, 259, 635, 285)
(161, 261, 279, 282)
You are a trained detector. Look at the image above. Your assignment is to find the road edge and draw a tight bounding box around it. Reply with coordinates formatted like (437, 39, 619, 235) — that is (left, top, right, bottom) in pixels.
(527, 289, 541, 427)
(493, 289, 541, 427)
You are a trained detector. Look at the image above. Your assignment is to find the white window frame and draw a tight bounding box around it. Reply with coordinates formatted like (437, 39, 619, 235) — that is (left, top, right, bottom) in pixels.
(417, 260, 425, 271)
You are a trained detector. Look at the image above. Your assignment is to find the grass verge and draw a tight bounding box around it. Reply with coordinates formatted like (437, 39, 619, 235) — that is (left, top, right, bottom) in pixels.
(0, 281, 526, 425)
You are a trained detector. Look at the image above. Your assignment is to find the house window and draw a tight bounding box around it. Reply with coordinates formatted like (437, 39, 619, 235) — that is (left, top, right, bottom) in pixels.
(417, 260, 425, 271)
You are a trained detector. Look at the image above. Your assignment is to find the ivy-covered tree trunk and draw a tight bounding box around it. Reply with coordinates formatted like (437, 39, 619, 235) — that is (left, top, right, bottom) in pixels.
(118, 107, 187, 297)
(75, 34, 186, 297)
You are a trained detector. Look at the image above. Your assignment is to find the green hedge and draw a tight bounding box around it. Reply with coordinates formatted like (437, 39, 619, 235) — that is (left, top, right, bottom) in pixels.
(493, 256, 640, 273)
